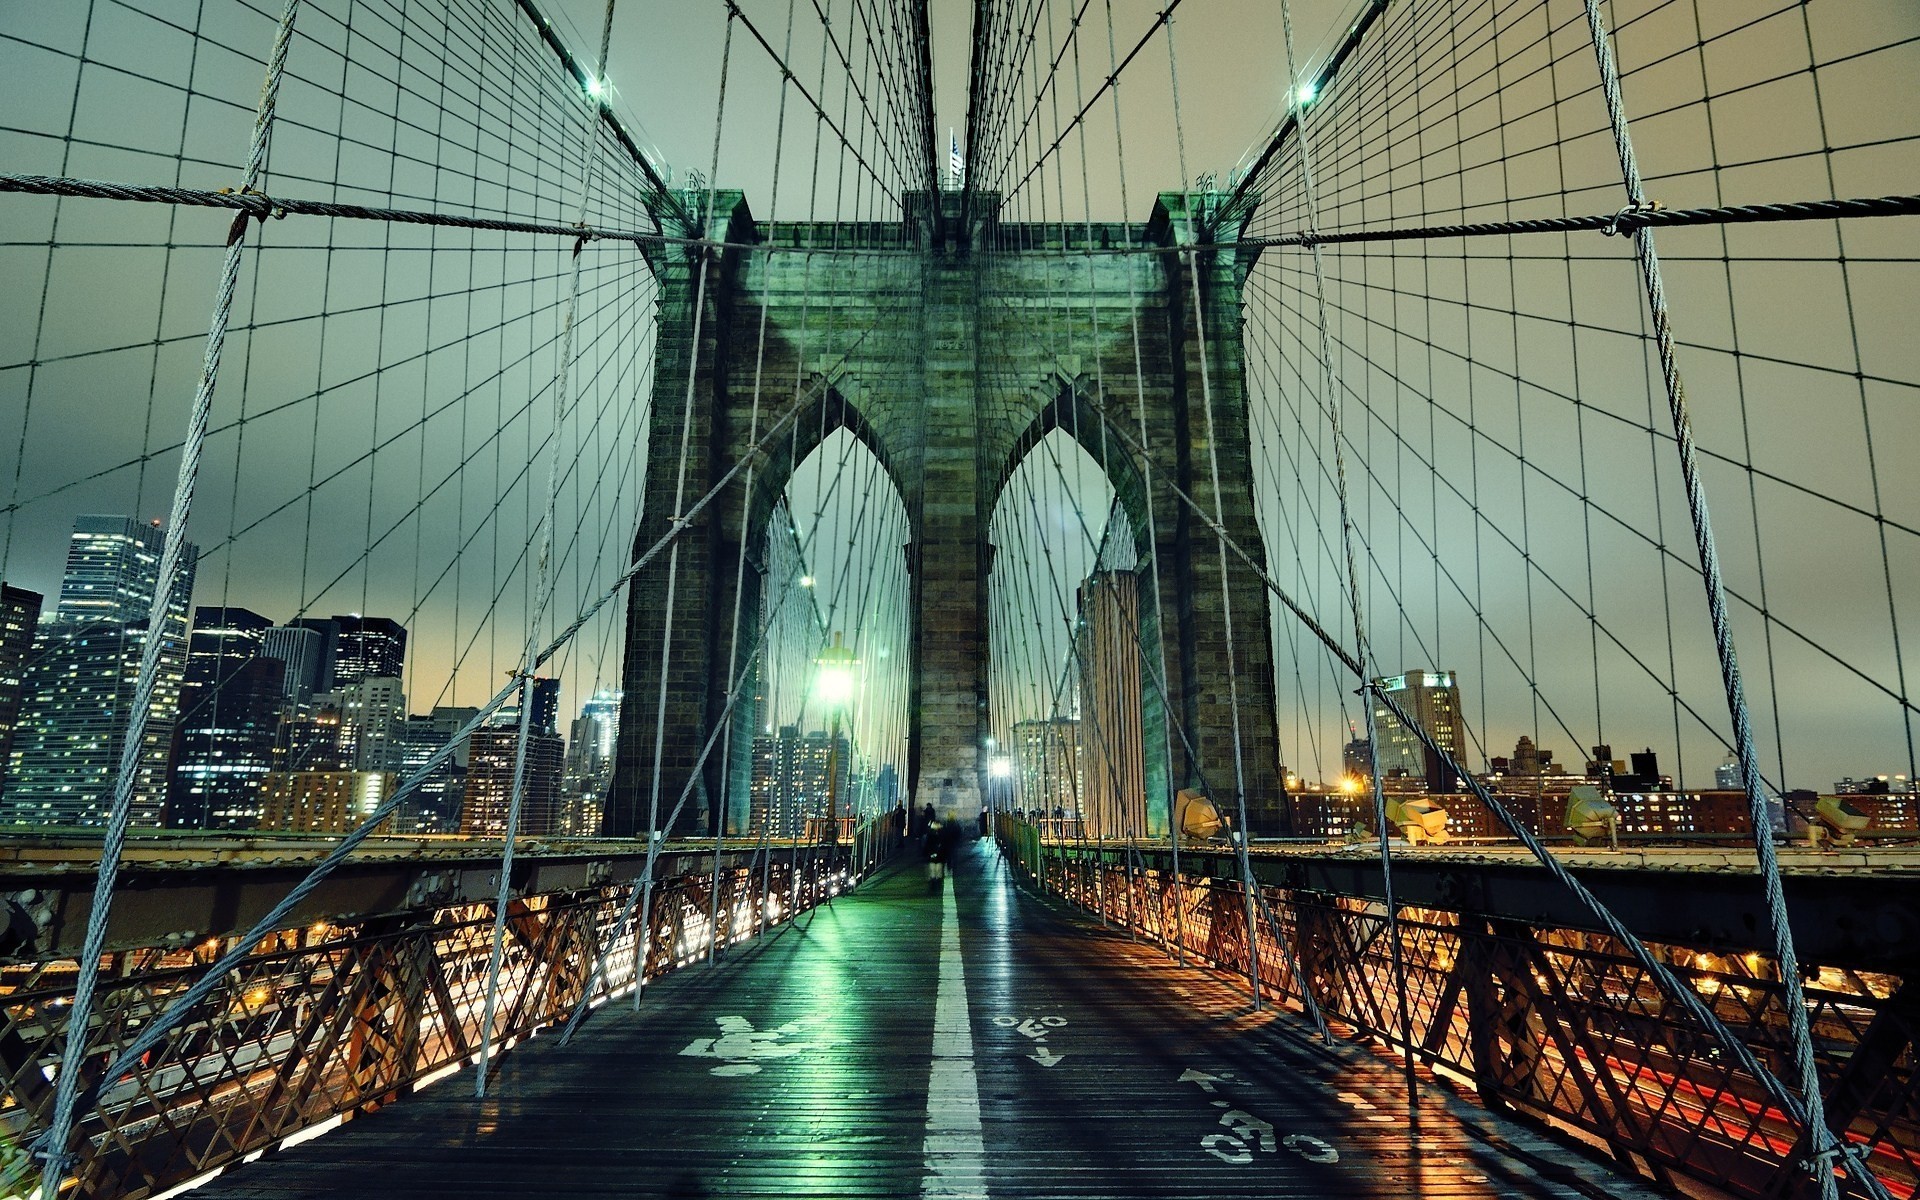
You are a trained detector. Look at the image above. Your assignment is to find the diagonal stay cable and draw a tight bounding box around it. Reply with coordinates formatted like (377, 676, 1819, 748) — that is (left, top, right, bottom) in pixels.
(48, 343, 873, 1140)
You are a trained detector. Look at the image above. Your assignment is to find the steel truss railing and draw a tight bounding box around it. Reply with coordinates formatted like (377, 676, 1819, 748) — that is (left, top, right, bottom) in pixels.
(0, 835, 890, 1199)
(1003, 823, 1916, 1200)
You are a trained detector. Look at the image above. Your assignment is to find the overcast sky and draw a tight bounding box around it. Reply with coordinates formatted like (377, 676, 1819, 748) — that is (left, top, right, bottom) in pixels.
(1, 0, 1914, 795)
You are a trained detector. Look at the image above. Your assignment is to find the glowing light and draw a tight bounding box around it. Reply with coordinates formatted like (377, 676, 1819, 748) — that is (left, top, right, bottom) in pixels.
(799, 575, 815, 588)
(816, 664, 855, 707)
(1296, 80, 1317, 106)
(815, 633, 859, 709)
(989, 756, 1014, 780)
(1339, 775, 1363, 795)
(586, 76, 606, 100)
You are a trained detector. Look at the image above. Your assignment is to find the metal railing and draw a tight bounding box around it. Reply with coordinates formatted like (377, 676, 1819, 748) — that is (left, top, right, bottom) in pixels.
(1001, 817, 1916, 1200)
(0, 822, 898, 1199)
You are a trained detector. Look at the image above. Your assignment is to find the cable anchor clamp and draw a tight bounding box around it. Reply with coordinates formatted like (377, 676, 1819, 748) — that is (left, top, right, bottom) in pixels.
(1804, 1139, 1867, 1175)
(216, 185, 280, 243)
(29, 1135, 74, 1171)
(1604, 199, 1663, 236)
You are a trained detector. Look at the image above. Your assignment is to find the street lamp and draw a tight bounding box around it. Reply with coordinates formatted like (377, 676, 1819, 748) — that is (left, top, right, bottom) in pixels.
(815, 632, 858, 845)
(988, 754, 1014, 825)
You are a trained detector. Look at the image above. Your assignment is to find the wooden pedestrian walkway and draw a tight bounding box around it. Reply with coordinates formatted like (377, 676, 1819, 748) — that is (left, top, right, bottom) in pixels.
(190, 839, 1653, 1199)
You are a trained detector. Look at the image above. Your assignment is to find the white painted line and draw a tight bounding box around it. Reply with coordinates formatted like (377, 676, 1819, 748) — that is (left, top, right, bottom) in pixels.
(923, 882, 986, 1199)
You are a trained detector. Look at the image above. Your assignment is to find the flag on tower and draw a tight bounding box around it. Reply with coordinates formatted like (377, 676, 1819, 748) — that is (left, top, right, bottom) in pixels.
(949, 129, 963, 190)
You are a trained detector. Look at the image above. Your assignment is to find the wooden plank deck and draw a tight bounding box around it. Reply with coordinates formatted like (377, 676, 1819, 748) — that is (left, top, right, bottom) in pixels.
(188, 839, 1654, 1200)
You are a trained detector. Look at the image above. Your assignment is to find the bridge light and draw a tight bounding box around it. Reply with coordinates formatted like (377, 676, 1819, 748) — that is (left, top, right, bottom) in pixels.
(814, 632, 858, 709)
(1296, 80, 1317, 107)
(989, 756, 1013, 780)
(799, 575, 815, 588)
(586, 76, 605, 100)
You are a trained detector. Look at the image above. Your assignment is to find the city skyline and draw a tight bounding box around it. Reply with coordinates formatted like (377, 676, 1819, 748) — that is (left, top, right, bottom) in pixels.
(0, 512, 904, 836)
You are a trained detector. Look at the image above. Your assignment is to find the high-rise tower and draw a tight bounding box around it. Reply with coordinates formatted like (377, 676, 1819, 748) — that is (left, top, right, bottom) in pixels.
(0, 584, 44, 792)
(3, 517, 197, 827)
(166, 607, 281, 830)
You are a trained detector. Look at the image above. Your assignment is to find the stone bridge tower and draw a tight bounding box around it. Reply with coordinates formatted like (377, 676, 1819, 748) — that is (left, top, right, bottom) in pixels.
(606, 192, 1289, 840)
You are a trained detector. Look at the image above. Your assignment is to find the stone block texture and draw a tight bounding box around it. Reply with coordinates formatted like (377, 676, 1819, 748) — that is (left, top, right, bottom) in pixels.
(608, 191, 1290, 838)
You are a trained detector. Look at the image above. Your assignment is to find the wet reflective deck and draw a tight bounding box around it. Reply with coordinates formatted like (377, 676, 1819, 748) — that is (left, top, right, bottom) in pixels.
(196, 842, 1649, 1199)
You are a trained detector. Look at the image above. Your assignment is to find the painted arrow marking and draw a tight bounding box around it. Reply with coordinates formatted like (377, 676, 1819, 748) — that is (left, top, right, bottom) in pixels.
(1028, 1046, 1065, 1067)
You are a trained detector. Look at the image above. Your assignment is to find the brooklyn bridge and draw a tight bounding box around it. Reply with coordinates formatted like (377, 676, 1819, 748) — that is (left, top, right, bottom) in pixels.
(0, 0, 1914, 1197)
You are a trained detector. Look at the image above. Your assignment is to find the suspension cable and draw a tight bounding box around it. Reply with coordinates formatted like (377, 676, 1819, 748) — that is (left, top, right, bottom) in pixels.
(29, 5, 303, 1191)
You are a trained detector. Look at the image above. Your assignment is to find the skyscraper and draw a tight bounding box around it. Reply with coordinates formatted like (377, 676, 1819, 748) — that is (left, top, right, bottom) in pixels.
(558, 690, 620, 837)
(1013, 717, 1081, 817)
(0, 584, 44, 790)
(1369, 669, 1470, 792)
(317, 675, 407, 771)
(1715, 756, 1741, 790)
(1074, 570, 1144, 839)
(3, 517, 196, 827)
(50, 516, 188, 627)
(492, 676, 560, 736)
(391, 706, 477, 833)
(579, 688, 621, 758)
(285, 617, 341, 693)
(748, 724, 848, 838)
(460, 726, 564, 836)
(166, 606, 284, 829)
(260, 624, 326, 703)
(330, 615, 407, 685)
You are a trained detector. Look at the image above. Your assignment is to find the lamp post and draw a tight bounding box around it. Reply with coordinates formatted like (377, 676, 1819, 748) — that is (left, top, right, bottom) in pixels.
(815, 632, 858, 848)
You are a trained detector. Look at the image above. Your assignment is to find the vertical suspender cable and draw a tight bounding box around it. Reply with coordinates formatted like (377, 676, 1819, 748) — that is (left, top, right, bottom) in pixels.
(708, 0, 801, 967)
(1100, 0, 1185, 966)
(30, 5, 302, 1192)
(1274, 0, 1420, 1112)
(474, 0, 621, 1098)
(634, 8, 738, 1011)
(1577, 6, 1872, 1198)
(1164, 14, 1266, 1010)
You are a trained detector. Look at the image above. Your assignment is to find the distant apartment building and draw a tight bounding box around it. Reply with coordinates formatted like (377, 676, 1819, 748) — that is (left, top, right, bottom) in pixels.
(1370, 669, 1470, 792)
(1074, 570, 1143, 839)
(259, 770, 394, 835)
